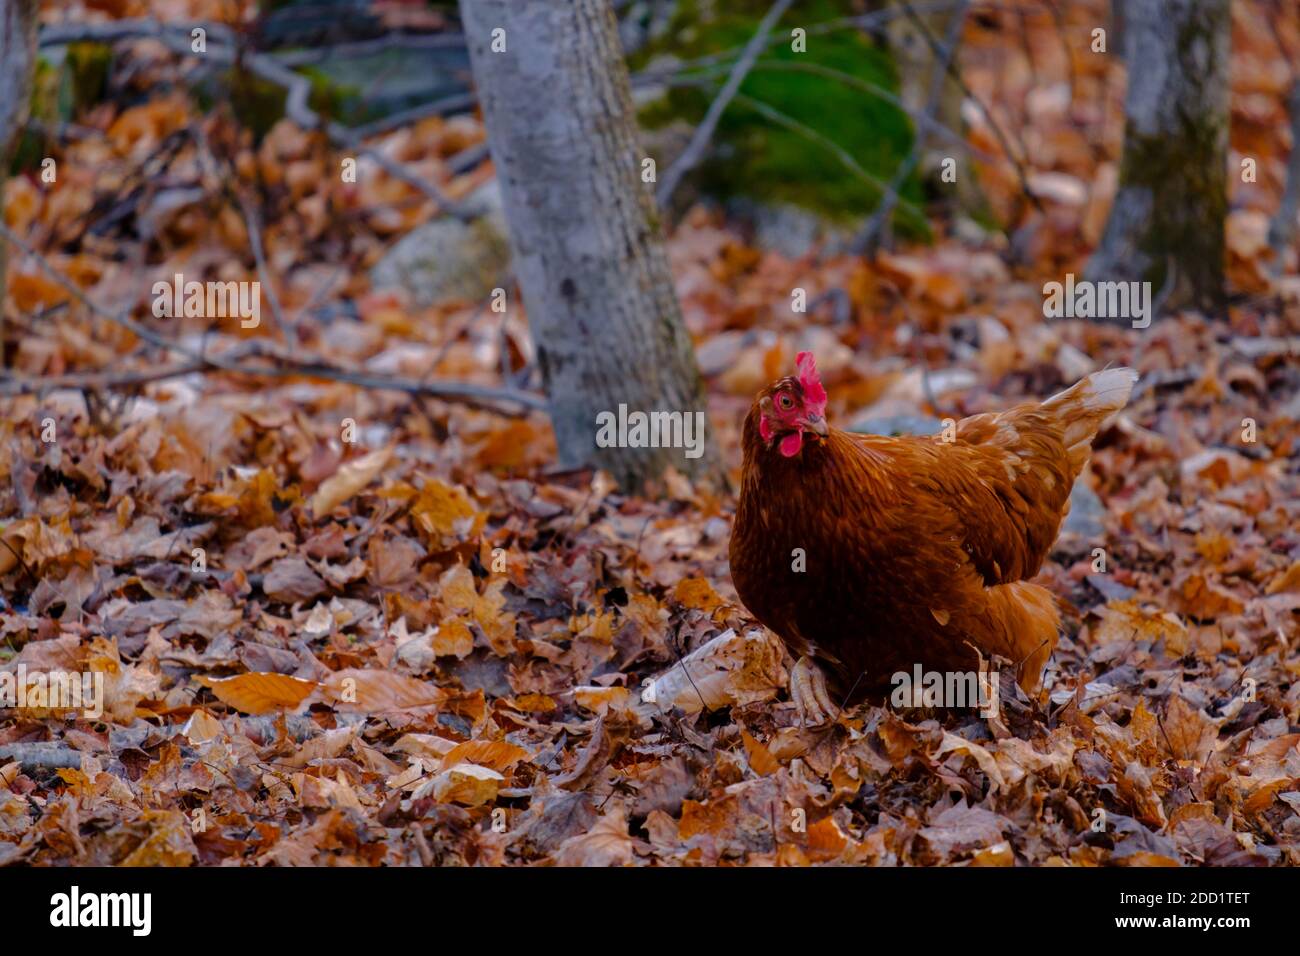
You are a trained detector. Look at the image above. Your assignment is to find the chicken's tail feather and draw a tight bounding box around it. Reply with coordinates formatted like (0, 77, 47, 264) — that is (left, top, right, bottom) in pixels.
(1041, 367, 1137, 470)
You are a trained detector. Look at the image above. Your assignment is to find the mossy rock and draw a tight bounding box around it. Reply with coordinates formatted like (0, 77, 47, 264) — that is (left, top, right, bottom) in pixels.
(190, 65, 356, 142)
(633, 0, 926, 237)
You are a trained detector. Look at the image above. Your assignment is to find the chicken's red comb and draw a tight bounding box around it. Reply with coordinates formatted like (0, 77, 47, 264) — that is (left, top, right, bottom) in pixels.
(795, 351, 827, 406)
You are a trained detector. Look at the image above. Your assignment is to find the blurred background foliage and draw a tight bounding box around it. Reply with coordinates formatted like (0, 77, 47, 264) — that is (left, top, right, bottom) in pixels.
(20, 0, 928, 240)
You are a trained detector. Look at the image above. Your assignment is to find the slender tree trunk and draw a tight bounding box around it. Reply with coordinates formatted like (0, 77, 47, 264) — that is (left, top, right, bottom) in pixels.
(459, 0, 721, 491)
(1086, 0, 1229, 314)
(1268, 81, 1300, 275)
(0, 0, 40, 366)
(885, 0, 983, 216)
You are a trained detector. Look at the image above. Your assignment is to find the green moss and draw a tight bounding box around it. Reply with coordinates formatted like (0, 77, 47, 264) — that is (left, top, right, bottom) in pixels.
(64, 43, 112, 116)
(635, 0, 926, 235)
(1110, 10, 1228, 310)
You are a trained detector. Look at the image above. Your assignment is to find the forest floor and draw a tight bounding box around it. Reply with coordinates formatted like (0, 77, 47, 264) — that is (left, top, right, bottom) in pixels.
(0, 0, 1298, 865)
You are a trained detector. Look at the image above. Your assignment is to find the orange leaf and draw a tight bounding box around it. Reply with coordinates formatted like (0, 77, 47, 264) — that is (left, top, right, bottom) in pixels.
(674, 577, 725, 613)
(198, 672, 317, 715)
(438, 740, 530, 773)
(741, 730, 779, 776)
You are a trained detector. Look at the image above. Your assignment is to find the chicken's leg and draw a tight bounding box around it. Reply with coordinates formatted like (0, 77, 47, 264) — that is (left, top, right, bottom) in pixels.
(790, 656, 837, 726)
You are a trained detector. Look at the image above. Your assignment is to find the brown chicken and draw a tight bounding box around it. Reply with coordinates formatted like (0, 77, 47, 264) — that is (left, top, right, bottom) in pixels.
(730, 352, 1136, 722)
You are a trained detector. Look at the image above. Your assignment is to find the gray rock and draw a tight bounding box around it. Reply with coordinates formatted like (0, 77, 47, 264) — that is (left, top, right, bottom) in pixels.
(370, 180, 511, 306)
(727, 197, 861, 259)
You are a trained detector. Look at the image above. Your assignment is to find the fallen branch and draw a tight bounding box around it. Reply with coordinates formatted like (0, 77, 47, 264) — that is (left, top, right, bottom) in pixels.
(0, 741, 82, 772)
(271, 30, 466, 67)
(655, 0, 794, 207)
(0, 222, 547, 414)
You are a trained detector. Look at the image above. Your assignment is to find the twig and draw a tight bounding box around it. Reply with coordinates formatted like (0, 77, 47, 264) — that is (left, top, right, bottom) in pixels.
(634, 0, 984, 84)
(271, 31, 466, 67)
(446, 141, 489, 176)
(721, 60, 995, 163)
(655, 0, 794, 207)
(0, 221, 218, 363)
(852, 0, 969, 254)
(234, 189, 294, 347)
(348, 91, 478, 141)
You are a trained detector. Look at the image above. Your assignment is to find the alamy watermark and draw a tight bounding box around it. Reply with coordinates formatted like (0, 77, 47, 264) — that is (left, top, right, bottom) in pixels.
(50, 886, 151, 936)
(0, 666, 104, 719)
(594, 405, 707, 460)
(151, 273, 261, 328)
(890, 665, 1000, 718)
(1043, 273, 1151, 329)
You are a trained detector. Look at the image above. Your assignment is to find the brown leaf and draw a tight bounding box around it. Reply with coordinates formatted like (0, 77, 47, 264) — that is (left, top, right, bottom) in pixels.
(321, 668, 446, 714)
(553, 804, 635, 866)
(309, 447, 393, 516)
(263, 556, 327, 604)
(1162, 695, 1219, 763)
(916, 802, 1005, 862)
(741, 730, 780, 776)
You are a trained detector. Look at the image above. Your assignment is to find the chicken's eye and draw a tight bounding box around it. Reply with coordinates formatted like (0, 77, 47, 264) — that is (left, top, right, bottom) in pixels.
(777, 393, 794, 410)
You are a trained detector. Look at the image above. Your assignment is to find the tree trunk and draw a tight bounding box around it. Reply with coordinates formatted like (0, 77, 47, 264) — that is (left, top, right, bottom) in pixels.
(0, 0, 39, 366)
(1086, 0, 1229, 314)
(459, 0, 721, 491)
(885, 0, 981, 213)
(1268, 81, 1300, 275)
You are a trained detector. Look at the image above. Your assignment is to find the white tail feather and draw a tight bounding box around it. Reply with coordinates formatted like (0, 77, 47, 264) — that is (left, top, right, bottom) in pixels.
(1044, 367, 1138, 452)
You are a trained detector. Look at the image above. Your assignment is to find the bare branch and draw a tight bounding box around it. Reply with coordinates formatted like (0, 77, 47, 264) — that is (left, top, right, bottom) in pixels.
(853, 0, 969, 254)
(655, 0, 794, 208)
(272, 31, 466, 67)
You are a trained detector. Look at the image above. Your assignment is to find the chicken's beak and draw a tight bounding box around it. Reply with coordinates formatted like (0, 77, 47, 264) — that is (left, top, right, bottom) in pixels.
(804, 414, 829, 437)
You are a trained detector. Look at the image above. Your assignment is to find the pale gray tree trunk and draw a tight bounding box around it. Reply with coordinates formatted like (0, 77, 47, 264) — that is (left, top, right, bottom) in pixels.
(1087, 0, 1229, 313)
(885, 0, 980, 212)
(1268, 81, 1300, 274)
(0, 0, 39, 365)
(459, 0, 721, 491)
